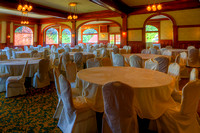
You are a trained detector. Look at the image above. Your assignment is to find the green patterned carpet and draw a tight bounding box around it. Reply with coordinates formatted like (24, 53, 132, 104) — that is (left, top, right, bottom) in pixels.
(0, 84, 62, 133)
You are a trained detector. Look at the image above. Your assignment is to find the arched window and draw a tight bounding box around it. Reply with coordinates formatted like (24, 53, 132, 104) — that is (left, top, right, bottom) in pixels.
(83, 28, 98, 43)
(62, 29, 71, 43)
(46, 28, 58, 44)
(15, 26, 33, 46)
(146, 25, 159, 43)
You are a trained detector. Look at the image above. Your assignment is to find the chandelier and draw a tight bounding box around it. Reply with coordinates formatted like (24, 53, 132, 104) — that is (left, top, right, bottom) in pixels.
(17, 0, 32, 24)
(67, 2, 78, 20)
(146, 0, 162, 11)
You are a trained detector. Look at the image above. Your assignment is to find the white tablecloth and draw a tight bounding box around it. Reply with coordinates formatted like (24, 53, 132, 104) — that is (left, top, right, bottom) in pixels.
(77, 67, 176, 119)
(0, 58, 41, 77)
(14, 51, 44, 58)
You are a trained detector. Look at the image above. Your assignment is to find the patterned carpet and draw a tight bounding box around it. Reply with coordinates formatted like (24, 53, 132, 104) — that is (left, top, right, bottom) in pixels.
(0, 83, 62, 133)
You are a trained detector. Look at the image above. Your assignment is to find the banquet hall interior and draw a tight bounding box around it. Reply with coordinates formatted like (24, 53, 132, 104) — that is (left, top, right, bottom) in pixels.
(0, 0, 200, 132)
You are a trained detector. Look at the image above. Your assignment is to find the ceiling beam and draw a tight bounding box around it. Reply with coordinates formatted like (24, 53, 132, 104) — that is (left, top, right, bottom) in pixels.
(90, 0, 133, 14)
(0, 0, 69, 19)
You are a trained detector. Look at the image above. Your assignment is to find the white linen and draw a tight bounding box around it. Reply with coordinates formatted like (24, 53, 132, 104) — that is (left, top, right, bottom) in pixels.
(0, 73, 10, 92)
(86, 58, 100, 68)
(144, 59, 159, 70)
(57, 74, 97, 133)
(190, 68, 199, 81)
(102, 81, 138, 133)
(154, 56, 170, 73)
(129, 55, 142, 68)
(0, 58, 40, 77)
(112, 54, 125, 66)
(77, 67, 175, 119)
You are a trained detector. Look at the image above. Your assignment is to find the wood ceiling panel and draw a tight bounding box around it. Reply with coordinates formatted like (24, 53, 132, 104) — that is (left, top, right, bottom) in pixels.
(122, 0, 175, 6)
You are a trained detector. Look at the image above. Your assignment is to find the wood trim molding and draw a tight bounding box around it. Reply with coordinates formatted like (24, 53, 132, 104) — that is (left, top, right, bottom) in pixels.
(128, 28, 143, 30)
(177, 25, 200, 28)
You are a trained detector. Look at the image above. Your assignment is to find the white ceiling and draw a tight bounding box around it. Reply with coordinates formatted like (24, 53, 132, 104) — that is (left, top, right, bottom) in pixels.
(150, 15, 169, 19)
(122, 0, 175, 6)
(0, 7, 53, 18)
(30, 0, 107, 13)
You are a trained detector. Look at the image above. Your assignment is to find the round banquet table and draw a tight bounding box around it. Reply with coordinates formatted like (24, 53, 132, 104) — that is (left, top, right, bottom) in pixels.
(77, 66, 176, 119)
(14, 51, 44, 58)
(0, 58, 41, 77)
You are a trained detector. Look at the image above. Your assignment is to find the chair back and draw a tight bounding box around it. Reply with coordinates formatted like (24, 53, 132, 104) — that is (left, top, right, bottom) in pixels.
(53, 68, 61, 98)
(38, 59, 50, 81)
(62, 52, 70, 68)
(145, 59, 159, 70)
(141, 49, 150, 54)
(190, 68, 199, 81)
(6, 48, 12, 59)
(64, 47, 70, 52)
(93, 50, 98, 57)
(162, 50, 172, 56)
(100, 57, 112, 66)
(113, 54, 124, 66)
(74, 52, 83, 71)
(43, 49, 49, 59)
(59, 74, 75, 112)
(113, 47, 119, 54)
(65, 62, 77, 83)
(154, 56, 169, 73)
(86, 58, 100, 68)
(187, 46, 195, 51)
(129, 55, 142, 68)
(21, 61, 29, 80)
(149, 48, 157, 54)
(119, 49, 127, 54)
(31, 50, 38, 57)
(180, 80, 200, 115)
(187, 48, 199, 66)
(102, 81, 138, 133)
(127, 46, 131, 54)
(24, 46, 29, 51)
(100, 48, 107, 58)
(168, 63, 180, 78)
(160, 48, 167, 55)
(165, 45, 173, 49)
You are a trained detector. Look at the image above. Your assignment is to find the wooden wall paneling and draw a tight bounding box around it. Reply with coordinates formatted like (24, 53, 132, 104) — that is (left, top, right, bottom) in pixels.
(37, 24, 42, 47)
(177, 41, 200, 49)
(128, 41, 143, 53)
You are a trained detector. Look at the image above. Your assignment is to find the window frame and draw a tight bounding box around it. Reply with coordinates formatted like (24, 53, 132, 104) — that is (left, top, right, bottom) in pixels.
(61, 28, 71, 44)
(14, 25, 34, 46)
(109, 33, 121, 45)
(145, 22, 160, 43)
(81, 28, 98, 44)
(45, 27, 59, 45)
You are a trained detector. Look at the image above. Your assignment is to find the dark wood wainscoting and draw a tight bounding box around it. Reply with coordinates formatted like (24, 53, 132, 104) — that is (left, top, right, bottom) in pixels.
(160, 40, 173, 47)
(177, 41, 200, 49)
(127, 41, 143, 53)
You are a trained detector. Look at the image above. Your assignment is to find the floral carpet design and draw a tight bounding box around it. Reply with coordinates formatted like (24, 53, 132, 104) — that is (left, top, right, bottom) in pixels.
(0, 84, 62, 133)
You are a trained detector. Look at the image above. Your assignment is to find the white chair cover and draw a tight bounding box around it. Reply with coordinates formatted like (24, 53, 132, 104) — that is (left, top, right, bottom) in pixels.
(187, 46, 195, 50)
(102, 81, 138, 133)
(112, 54, 125, 66)
(24, 46, 29, 51)
(141, 49, 151, 54)
(93, 50, 98, 57)
(187, 48, 200, 67)
(160, 48, 167, 55)
(51, 45, 57, 53)
(156, 80, 200, 133)
(0, 73, 10, 92)
(61, 52, 71, 71)
(30, 50, 38, 57)
(149, 48, 158, 54)
(64, 47, 70, 53)
(154, 56, 169, 73)
(65, 62, 77, 83)
(127, 46, 131, 54)
(86, 58, 100, 68)
(6, 48, 12, 59)
(168, 63, 180, 92)
(113, 47, 119, 54)
(165, 45, 173, 49)
(57, 74, 97, 133)
(53, 68, 63, 119)
(74, 52, 83, 71)
(6, 61, 28, 97)
(100, 57, 112, 66)
(162, 50, 172, 56)
(129, 55, 142, 68)
(0, 54, 7, 61)
(100, 48, 107, 58)
(190, 68, 199, 81)
(33, 59, 50, 88)
(144, 59, 159, 70)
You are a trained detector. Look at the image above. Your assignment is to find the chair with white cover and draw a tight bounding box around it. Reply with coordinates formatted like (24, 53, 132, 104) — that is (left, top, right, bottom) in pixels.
(155, 80, 200, 133)
(141, 49, 151, 54)
(102, 81, 138, 133)
(0, 73, 10, 92)
(144, 59, 159, 70)
(24, 46, 29, 51)
(112, 54, 125, 66)
(127, 46, 131, 54)
(187, 46, 195, 51)
(162, 49, 172, 56)
(99, 48, 107, 58)
(160, 48, 167, 55)
(33, 59, 50, 88)
(61, 52, 71, 71)
(119, 49, 127, 54)
(74, 52, 83, 71)
(190, 68, 199, 81)
(30, 50, 38, 57)
(113, 47, 119, 54)
(93, 50, 98, 57)
(187, 48, 200, 67)
(129, 55, 142, 68)
(0, 54, 7, 61)
(53, 68, 62, 119)
(6, 48, 12, 59)
(64, 47, 70, 52)
(168, 63, 180, 92)
(165, 45, 173, 49)
(6, 61, 28, 97)
(149, 48, 158, 54)
(100, 57, 112, 66)
(86, 58, 100, 68)
(154, 56, 169, 73)
(57, 74, 97, 133)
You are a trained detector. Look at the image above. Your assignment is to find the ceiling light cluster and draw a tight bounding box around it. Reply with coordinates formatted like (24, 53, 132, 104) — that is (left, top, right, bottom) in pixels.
(67, 2, 78, 20)
(146, 0, 162, 11)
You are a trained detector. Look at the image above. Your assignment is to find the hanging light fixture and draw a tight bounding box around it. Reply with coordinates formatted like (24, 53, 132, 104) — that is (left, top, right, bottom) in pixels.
(17, 0, 33, 12)
(146, 0, 162, 12)
(67, 2, 78, 20)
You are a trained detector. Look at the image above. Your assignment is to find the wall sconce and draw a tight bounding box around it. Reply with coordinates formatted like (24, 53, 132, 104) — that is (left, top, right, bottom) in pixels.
(101, 34, 106, 38)
(122, 32, 127, 36)
(7, 34, 10, 38)
(59, 35, 62, 39)
(72, 34, 75, 37)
